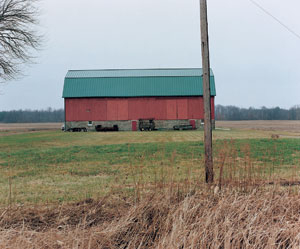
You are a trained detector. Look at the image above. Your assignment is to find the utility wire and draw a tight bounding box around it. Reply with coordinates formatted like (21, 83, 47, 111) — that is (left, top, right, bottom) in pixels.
(248, 0, 300, 40)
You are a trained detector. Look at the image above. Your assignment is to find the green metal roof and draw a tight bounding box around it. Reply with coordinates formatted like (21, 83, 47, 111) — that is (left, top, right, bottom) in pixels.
(63, 68, 216, 98)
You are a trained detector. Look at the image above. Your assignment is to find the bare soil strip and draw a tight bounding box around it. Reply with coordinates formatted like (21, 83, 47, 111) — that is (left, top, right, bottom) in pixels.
(0, 123, 61, 131)
(216, 120, 300, 133)
(0, 123, 61, 136)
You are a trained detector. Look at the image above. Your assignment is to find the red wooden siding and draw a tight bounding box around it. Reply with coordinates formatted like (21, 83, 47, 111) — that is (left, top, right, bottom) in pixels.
(188, 98, 202, 119)
(65, 97, 215, 121)
(107, 100, 118, 120)
(118, 100, 129, 120)
(166, 100, 177, 119)
(93, 99, 107, 120)
(177, 99, 188, 119)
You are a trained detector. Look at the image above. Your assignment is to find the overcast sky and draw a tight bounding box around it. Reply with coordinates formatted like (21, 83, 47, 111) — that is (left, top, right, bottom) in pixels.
(0, 0, 299, 111)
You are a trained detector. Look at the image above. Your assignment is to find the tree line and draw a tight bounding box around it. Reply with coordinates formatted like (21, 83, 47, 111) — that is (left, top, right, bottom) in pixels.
(215, 105, 300, 121)
(0, 108, 64, 123)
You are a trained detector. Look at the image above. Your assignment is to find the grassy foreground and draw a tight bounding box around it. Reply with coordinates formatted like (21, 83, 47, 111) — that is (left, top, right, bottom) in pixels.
(0, 130, 299, 204)
(0, 129, 300, 248)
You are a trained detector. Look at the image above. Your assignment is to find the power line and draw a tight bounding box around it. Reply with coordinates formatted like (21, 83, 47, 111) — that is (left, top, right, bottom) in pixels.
(248, 0, 300, 40)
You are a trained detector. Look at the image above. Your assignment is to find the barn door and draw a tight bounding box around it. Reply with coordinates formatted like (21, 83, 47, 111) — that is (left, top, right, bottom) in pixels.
(189, 120, 196, 130)
(132, 121, 137, 131)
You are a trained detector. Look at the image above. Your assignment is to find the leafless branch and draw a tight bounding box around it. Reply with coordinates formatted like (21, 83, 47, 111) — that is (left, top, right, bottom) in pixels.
(0, 0, 41, 81)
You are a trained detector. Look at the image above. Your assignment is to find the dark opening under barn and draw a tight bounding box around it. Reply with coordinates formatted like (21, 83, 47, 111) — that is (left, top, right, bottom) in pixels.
(62, 68, 216, 131)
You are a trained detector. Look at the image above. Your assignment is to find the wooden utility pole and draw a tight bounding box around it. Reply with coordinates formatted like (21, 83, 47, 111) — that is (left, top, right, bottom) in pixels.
(200, 0, 214, 183)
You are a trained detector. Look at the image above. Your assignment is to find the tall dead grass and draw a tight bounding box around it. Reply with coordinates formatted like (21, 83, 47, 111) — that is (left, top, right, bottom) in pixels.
(1, 187, 300, 249)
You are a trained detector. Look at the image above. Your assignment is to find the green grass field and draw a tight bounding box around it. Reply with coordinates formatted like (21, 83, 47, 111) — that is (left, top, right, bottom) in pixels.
(0, 130, 299, 205)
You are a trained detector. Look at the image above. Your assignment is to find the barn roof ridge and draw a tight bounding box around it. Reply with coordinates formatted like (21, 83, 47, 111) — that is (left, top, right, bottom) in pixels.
(65, 68, 214, 79)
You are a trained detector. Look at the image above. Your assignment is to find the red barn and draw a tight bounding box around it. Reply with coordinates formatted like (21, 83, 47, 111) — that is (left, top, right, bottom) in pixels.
(62, 68, 216, 131)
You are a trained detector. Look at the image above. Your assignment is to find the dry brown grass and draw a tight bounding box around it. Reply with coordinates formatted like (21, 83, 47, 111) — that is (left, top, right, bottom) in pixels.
(1, 186, 300, 249)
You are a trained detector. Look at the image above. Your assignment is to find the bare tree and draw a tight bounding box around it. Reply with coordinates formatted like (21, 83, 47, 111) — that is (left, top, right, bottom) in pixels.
(0, 0, 40, 81)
